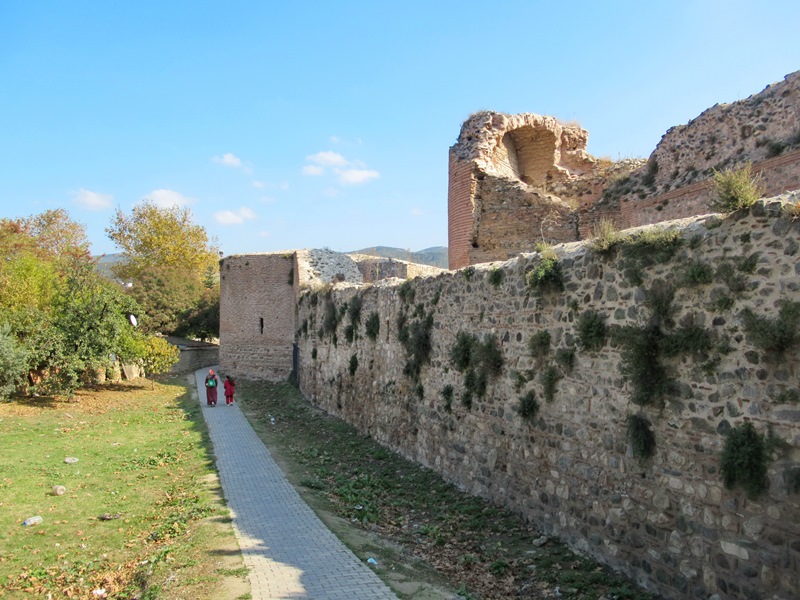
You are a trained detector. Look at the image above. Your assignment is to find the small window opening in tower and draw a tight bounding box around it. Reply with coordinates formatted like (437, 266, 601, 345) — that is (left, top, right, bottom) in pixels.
(260, 317, 264, 334)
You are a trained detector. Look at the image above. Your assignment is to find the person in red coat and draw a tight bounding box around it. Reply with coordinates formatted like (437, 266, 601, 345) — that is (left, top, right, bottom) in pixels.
(224, 375, 236, 406)
(204, 369, 219, 406)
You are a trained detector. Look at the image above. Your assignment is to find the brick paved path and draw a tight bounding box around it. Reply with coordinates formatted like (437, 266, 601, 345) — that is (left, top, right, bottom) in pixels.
(195, 367, 398, 600)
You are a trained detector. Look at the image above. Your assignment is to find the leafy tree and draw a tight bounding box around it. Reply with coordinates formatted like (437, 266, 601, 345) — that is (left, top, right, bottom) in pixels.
(106, 201, 220, 336)
(0, 325, 29, 400)
(175, 286, 220, 341)
(126, 265, 203, 334)
(106, 201, 218, 281)
(20, 208, 91, 259)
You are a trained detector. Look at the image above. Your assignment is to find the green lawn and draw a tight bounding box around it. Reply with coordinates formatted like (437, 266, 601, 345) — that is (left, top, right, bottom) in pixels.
(0, 377, 249, 599)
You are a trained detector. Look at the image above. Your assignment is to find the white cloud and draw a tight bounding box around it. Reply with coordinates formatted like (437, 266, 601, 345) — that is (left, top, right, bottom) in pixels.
(410, 208, 423, 217)
(213, 153, 242, 168)
(145, 189, 192, 208)
(338, 169, 380, 185)
(258, 230, 271, 238)
(73, 188, 113, 210)
(214, 206, 257, 225)
(307, 151, 349, 167)
(302, 164, 325, 176)
(252, 180, 265, 189)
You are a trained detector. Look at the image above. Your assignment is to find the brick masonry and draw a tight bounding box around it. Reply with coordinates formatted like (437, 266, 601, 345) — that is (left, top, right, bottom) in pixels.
(219, 252, 297, 381)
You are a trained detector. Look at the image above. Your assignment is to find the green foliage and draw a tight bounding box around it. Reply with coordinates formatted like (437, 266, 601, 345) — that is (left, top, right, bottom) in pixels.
(518, 391, 539, 421)
(680, 260, 714, 287)
(441, 384, 454, 412)
(450, 331, 476, 372)
(106, 202, 219, 334)
(615, 325, 671, 407)
(365, 312, 380, 341)
(613, 227, 682, 285)
(0, 324, 29, 400)
(720, 421, 770, 498)
(554, 348, 575, 374)
(398, 280, 415, 304)
(106, 201, 219, 279)
(462, 266, 476, 281)
(473, 334, 504, 377)
(588, 219, 625, 255)
(487, 268, 504, 288)
(400, 313, 434, 382)
(540, 366, 561, 403)
(140, 335, 180, 378)
(344, 324, 355, 343)
(627, 414, 656, 459)
(662, 324, 712, 357)
(347, 294, 363, 325)
(528, 331, 551, 360)
(742, 301, 800, 355)
(776, 388, 800, 404)
(711, 163, 764, 212)
(322, 298, 338, 336)
(174, 286, 220, 341)
(643, 281, 676, 326)
(512, 370, 529, 392)
(710, 294, 735, 312)
(349, 353, 359, 376)
(449, 332, 504, 402)
(577, 310, 607, 351)
(642, 158, 659, 186)
(526, 245, 563, 293)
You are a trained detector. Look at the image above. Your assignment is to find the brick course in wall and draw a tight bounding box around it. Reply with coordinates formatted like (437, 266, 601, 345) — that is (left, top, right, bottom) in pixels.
(292, 198, 800, 599)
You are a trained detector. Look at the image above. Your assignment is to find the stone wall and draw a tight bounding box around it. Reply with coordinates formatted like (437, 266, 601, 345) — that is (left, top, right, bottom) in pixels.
(449, 71, 800, 269)
(219, 252, 297, 381)
(295, 197, 800, 599)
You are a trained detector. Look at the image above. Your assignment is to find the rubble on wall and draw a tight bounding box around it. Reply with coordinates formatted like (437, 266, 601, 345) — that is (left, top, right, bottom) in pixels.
(449, 71, 800, 269)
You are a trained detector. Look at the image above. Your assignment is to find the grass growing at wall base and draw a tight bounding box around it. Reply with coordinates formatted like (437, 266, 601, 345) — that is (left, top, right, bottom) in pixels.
(235, 379, 658, 600)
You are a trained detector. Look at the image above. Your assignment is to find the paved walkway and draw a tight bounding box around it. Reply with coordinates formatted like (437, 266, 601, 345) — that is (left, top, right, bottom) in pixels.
(194, 367, 398, 600)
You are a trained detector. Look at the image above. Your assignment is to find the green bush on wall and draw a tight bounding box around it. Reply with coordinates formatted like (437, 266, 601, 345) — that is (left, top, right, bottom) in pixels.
(528, 331, 551, 360)
(711, 162, 764, 213)
(365, 312, 380, 341)
(742, 300, 800, 356)
(720, 421, 770, 499)
(518, 391, 539, 421)
(577, 310, 607, 351)
(627, 413, 656, 459)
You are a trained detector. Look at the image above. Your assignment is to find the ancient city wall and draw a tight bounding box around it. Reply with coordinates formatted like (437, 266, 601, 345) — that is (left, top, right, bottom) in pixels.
(449, 72, 800, 269)
(295, 197, 800, 599)
(219, 252, 297, 381)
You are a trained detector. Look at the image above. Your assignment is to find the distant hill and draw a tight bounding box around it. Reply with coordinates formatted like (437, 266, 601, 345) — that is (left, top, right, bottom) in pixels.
(349, 246, 448, 269)
(94, 253, 127, 279)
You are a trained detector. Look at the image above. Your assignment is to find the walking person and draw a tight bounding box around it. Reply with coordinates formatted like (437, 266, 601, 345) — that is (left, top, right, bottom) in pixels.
(205, 369, 219, 406)
(224, 375, 236, 406)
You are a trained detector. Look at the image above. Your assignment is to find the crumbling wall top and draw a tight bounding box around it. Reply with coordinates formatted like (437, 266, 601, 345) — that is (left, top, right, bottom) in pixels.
(450, 111, 596, 183)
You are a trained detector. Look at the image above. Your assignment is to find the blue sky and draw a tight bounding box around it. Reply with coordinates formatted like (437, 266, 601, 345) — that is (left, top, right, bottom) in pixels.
(1, 1, 799, 257)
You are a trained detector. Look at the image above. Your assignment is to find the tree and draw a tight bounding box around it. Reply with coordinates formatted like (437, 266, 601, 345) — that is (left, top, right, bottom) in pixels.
(106, 201, 218, 281)
(106, 201, 220, 337)
(21, 208, 91, 259)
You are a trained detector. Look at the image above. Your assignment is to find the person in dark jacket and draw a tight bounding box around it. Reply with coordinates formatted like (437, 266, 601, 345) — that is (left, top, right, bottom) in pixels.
(205, 369, 219, 406)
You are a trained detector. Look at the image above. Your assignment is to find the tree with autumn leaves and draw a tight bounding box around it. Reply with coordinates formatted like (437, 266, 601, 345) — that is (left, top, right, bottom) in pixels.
(106, 201, 221, 339)
(0, 209, 178, 399)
